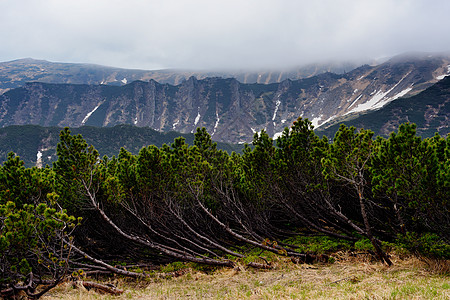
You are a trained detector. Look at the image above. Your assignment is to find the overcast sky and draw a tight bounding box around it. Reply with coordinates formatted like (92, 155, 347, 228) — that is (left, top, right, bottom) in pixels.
(1, 0, 449, 70)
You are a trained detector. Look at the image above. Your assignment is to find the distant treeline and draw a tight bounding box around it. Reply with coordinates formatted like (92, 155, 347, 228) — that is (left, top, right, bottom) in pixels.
(1, 119, 449, 298)
(0, 124, 242, 168)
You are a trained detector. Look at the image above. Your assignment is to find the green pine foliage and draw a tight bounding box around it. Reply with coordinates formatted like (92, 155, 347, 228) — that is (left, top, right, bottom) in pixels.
(0, 121, 448, 298)
(0, 198, 79, 298)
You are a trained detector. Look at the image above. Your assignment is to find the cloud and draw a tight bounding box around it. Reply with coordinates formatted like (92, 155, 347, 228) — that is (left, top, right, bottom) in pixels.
(1, 0, 450, 70)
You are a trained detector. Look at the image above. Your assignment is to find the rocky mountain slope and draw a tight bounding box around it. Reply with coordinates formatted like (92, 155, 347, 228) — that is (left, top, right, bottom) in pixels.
(317, 75, 450, 139)
(0, 58, 363, 94)
(0, 53, 449, 144)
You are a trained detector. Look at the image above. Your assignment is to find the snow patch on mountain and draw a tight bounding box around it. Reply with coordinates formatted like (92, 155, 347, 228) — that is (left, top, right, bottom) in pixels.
(317, 115, 337, 128)
(272, 97, 281, 121)
(194, 109, 201, 126)
(36, 150, 43, 168)
(348, 94, 363, 109)
(436, 65, 450, 80)
(311, 115, 324, 127)
(172, 120, 179, 130)
(82, 104, 101, 125)
(191, 108, 201, 133)
(273, 131, 283, 139)
(347, 72, 412, 114)
(212, 113, 220, 136)
(349, 91, 385, 113)
(391, 87, 413, 100)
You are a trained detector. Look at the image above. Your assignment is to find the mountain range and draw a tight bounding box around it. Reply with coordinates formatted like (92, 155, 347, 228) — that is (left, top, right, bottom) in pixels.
(0, 53, 449, 144)
(0, 58, 364, 94)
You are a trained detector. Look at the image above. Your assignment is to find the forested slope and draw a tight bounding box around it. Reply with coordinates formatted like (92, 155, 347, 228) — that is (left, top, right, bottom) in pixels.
(0, 124, 241, 167)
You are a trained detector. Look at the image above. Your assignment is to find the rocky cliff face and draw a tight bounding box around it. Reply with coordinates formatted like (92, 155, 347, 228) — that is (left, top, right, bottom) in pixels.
(0, 54, 449, 144)
(317, 75, 450, 139)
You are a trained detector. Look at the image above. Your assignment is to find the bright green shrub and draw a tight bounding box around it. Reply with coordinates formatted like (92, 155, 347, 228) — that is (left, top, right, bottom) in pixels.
(0, 199, 79, 298)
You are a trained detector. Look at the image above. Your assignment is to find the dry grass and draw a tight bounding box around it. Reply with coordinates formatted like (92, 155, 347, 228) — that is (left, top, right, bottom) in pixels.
(43, 253, 449, 299)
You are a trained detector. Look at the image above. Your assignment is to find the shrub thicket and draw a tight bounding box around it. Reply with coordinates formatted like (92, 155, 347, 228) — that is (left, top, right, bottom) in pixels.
(0, 120, 448, 298)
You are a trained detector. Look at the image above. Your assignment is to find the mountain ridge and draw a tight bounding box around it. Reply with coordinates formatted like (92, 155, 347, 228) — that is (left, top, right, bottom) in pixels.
(0, 53, 449, 144)
(0, 57, 366, 94)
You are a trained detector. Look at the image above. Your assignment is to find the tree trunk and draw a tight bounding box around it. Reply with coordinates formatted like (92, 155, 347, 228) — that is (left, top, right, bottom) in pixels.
(358, 191, 392, 266)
